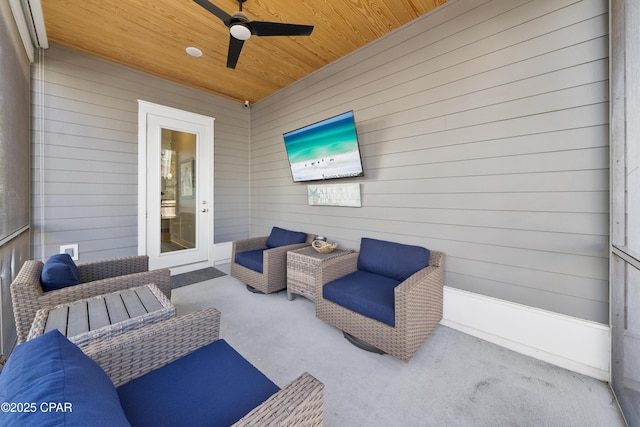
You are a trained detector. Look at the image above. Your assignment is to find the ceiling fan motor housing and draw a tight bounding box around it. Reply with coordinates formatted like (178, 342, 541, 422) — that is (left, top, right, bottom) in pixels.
(230, 12, 251, 40)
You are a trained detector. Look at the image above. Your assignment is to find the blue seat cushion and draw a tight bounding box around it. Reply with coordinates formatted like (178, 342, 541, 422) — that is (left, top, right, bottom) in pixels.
(323, 270, 400, 327)
(117, 339, 280, 427)
(41, 253, 81, 292)
(265, 226, 307, 248)
(235, 248, 266, 273)
(357, 238, 430, 282)
(0, 330, 131, 427)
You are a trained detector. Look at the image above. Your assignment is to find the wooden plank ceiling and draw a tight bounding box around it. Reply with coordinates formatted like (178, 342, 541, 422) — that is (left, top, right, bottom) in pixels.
(42, 0, 448, 104)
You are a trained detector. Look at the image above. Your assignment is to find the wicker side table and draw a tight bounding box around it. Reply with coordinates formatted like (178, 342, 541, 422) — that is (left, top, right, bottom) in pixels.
(287, 246, 353, 303)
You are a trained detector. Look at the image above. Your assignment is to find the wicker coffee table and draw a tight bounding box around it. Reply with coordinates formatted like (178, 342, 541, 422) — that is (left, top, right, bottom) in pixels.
(27, 283, 175, 347)
(287, 246, 353, 303)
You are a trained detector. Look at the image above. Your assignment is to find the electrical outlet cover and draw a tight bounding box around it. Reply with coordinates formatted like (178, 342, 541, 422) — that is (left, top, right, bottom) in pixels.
(59, 244, 79, 261)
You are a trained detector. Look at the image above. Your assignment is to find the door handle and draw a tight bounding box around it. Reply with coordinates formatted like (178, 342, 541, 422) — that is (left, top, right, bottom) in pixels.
(201, 208, 209, 213)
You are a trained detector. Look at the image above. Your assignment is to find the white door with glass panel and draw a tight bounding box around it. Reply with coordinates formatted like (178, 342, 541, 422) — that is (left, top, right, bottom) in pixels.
(138, 101, 214, 273)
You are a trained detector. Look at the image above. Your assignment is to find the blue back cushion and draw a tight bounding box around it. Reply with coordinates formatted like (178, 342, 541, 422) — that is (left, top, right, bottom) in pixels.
(265, 226, 307, 248)
(357, 238, 430, 281)
(234, 248, 266, 273)
(0, 330, 131, 426)
(117, 339, 280, 427)
(323, 270, 400, 326)
(41, 253, 81, 292)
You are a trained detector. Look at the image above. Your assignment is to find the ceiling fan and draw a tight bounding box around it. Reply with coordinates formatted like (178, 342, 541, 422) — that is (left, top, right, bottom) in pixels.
(193, 0, 314, 69)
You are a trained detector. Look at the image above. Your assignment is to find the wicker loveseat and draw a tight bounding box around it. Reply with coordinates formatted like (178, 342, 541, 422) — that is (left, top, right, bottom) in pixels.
(11, 255, 171, 343)
(231, 226, 314, 294)
(316, 238, 444, 362)
(0, 308, 324, 426)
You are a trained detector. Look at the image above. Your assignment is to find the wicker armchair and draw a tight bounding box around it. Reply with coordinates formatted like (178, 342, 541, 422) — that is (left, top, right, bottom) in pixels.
(231, 231, 314, 294)
(316, 244, 444, 362)
(11, 255, 171, 343)
(83, 308, 325, 426)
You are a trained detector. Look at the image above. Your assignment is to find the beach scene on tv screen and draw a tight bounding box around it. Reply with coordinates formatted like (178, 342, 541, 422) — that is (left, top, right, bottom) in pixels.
(284, 112, 364, 182)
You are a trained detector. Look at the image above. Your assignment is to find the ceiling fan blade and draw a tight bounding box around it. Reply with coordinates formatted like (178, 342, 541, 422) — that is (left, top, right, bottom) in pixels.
(192, 0, 232, 26)
(250, 21, 314, 37)
(227, 35, 245, 69)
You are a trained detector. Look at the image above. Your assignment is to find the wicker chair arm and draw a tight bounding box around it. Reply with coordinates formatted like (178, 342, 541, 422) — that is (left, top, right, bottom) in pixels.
(78, 255, 149, 283)
(233, 236, 269, 255)
(11, 260, 46, 298)
(263, 242, 310, 273)
(233, 372, 324, 427)
(394, 251, 445, 296)
(11, 261, 47, 342)
(265, 242, 310, 256)
(426, 250, 443, 268)
(83, 308, 221, 388)
(394, 251, 445, 327)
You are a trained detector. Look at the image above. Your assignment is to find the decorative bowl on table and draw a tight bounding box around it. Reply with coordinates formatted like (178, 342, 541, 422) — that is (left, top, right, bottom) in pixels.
(312, 240, 337, 254)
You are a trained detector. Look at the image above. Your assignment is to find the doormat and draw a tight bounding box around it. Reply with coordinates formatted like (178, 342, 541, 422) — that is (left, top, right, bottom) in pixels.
(171, 267, 226, 289)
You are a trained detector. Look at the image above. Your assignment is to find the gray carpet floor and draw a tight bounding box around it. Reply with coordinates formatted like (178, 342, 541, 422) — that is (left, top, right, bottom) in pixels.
(171, 264, 626, 427)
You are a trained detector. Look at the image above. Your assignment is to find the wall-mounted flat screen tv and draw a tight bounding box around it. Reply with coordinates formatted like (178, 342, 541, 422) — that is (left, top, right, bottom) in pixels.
(283, 111, 364, 182)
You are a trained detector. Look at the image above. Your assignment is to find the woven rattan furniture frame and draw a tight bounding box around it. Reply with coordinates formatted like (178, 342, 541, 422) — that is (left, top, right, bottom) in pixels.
(231, 234, 314, 294)
(26, 284, 175, 347)
(287, 246, 353, 303)
(83, 308, 325, 426)
(315, 250, 445, 362)
(11, 255, 171, 343)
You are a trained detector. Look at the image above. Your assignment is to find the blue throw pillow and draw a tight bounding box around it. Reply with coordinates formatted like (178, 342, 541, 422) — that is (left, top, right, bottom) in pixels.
(357, 238, 430, 281)
(0, 330, 131, 426)
(265, 226, 307, 248)
(41, 253, 81, 292)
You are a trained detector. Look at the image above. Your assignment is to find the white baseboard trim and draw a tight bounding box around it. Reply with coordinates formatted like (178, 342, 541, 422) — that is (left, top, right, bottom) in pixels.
(213, 241, 232, 265)
(441, 287, 611, 381)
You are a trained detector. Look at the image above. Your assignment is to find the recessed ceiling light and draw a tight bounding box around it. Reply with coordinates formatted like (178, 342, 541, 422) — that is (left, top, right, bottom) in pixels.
(185, 47, 203, 57)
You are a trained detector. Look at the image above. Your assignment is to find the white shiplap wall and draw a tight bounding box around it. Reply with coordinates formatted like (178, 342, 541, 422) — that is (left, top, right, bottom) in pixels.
(32, 45, 251, 262)
(250, 0, 610, 323)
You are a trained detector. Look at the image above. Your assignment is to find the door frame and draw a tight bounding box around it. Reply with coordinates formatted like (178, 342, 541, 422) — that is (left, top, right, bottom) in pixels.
(137, 100, 215, 274)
